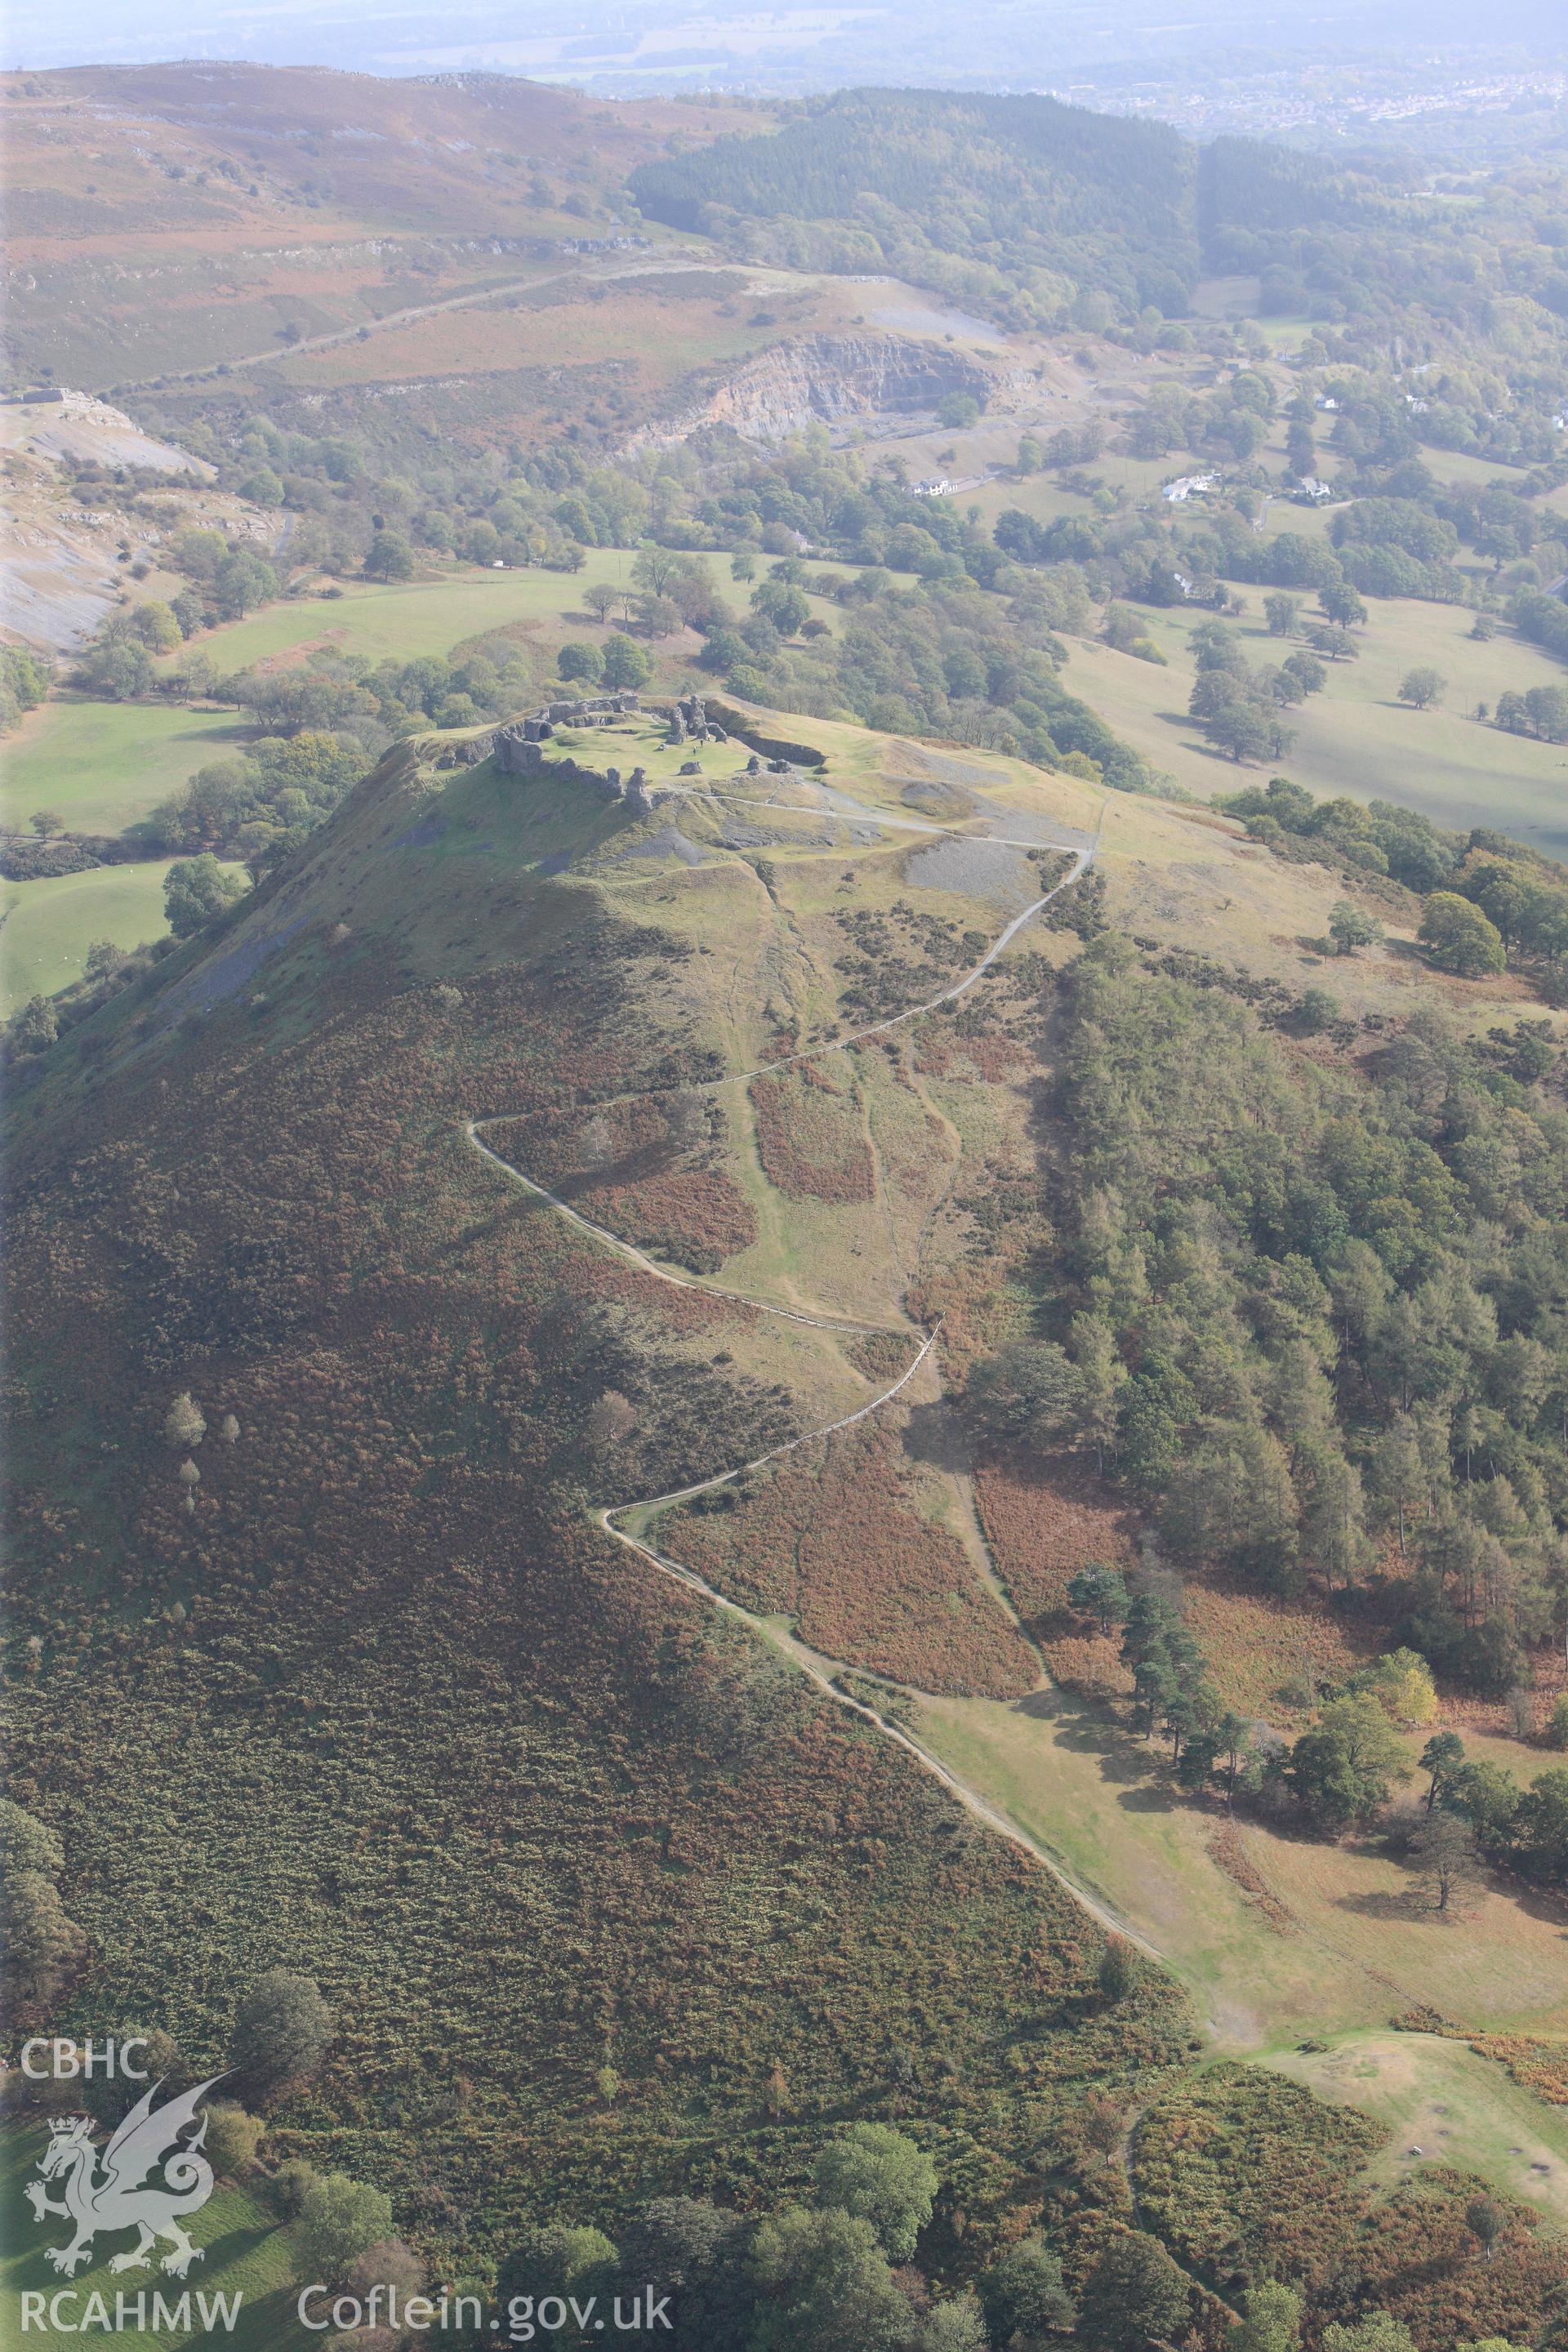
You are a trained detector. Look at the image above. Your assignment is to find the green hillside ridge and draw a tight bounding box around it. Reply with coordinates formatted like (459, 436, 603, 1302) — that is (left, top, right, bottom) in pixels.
(630, 90, 1200, 327)
(2, 723, 1187, 2306)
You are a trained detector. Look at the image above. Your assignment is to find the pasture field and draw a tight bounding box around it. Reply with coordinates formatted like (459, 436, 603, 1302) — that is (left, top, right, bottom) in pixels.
(918, 1689, 1568, 2216)
(179, 550, 857, 679)
(0, 591, 860, 1021)
(166, 557, 643, 676)
(1, 702, 248, 837)
(916, 1687, 1568, 2047)
(1266, 2032, 1568, 2225)
(0, 861, 241, 1013)
(1067, 596, 1568, 853)
(0, 560, 712, 858)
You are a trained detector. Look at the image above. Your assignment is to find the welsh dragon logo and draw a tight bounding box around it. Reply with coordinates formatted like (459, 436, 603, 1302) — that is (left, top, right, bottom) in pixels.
(25, 2077, 225, 2278)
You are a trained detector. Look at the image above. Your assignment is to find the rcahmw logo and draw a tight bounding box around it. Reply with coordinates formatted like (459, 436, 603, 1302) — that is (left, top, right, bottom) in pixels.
(21, 2288, 243, 2336)
(22, 2068, 230, 2301)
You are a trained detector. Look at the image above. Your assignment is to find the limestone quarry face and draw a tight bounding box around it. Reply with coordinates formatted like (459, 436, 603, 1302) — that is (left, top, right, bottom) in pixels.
(635, 332, 1030, 448)
(0, 389, 278, 653)
(10, 390, 215, 480)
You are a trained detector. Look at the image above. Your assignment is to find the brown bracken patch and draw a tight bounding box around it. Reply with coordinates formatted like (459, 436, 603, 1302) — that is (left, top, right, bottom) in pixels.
(750, 1067, 875, 1202)
(1207, 1817, 1298, 1934)
(661, 1419, 1037, 1698)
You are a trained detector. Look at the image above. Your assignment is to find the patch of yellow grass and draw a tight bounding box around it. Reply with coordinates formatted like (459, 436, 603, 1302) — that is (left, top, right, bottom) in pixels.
(1266, 2031, 1568, 2224)
(917, 1686, 1568, 2051)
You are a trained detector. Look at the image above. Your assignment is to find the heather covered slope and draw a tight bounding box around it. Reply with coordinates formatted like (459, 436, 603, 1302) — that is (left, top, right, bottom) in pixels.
(2, 61, 742, 391)
(1, 723, 1191, 2287)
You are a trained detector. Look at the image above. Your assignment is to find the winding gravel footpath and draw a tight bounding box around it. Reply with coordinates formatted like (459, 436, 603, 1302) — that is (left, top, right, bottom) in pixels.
(461, 795, 1160, 1953)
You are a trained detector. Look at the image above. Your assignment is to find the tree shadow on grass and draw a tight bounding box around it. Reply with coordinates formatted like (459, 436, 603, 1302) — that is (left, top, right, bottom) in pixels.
(901, 1399, 970, 1472)
(1507, 1882, 1568, 1936)
(230, 2282, 309, 2352)
(1116, 1781, 1183, 1813)
(1016, 1684, 1179, 1802)
(196, 2224, 276, 2270)
(1151, 719, 1255, 769)
(1332, 1886, 1431, 1923)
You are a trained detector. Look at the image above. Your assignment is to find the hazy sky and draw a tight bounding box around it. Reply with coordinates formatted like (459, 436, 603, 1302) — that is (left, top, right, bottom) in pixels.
(7, 0, 1567, 84)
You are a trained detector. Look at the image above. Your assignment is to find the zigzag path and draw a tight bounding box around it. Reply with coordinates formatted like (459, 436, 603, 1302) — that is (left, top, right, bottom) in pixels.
(461, 783, 1163, 1957)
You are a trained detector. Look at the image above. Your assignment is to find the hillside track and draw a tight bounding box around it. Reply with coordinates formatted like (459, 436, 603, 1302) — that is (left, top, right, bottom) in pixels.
(115, 256, 766, 394)
(459, 795, 1165, 1958)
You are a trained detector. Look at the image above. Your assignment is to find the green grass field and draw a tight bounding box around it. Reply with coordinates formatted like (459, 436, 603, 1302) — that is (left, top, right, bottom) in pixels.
(917, 1687, 1568, 2046)
(0, 556, 846, 853)
(0, 558, 858, 1020)
(0, 861, 243, 1014)
(1, 702, 249, 838)
(180, 552, 857, 679)
(169, 558, 643, 676)
(917, 1688, 1568, 2215)
(2, 563, 742, 862)
(0, 2121, 300, 2352)
(1065, 597, 1568, 854)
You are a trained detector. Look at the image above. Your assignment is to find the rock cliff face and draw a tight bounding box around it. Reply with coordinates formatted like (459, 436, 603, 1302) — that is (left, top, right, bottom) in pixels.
(637, 332, 1026, 447)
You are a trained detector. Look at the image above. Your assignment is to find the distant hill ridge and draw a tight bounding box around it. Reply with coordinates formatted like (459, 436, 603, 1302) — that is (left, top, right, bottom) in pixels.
(630, 89, 1414, 329)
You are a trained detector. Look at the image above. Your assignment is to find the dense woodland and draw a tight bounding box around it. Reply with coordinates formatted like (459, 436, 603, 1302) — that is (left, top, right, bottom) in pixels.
(969, 925, 1568, 1882)
(631, 92, 1199, 328)
(630, 89, 1568, 373)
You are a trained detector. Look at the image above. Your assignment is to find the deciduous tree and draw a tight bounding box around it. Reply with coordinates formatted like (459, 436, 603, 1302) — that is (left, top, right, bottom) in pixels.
(296, 2172, 396, 2286)
(1076, 2231, 1189, 2352)
(1418, 893, 1506, 978)
(812, 2123, 937, 2261)
(1398, 666, 1446, 710)
(229, 1968, 332, 2102)
(749, 2207, 915, 2352)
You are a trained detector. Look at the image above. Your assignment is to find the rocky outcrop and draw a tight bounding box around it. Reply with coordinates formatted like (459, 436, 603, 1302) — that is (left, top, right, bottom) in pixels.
(635, 332, 1027, 448)
(20, 390, 214, 478)
(492, 691, 644, 777)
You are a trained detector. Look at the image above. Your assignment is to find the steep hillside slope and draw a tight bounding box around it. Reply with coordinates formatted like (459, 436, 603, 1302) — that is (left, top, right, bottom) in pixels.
(2, 719, 1192, 2287)
(2, 63, 745, 390)
(9, 695, 1568, 2337)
